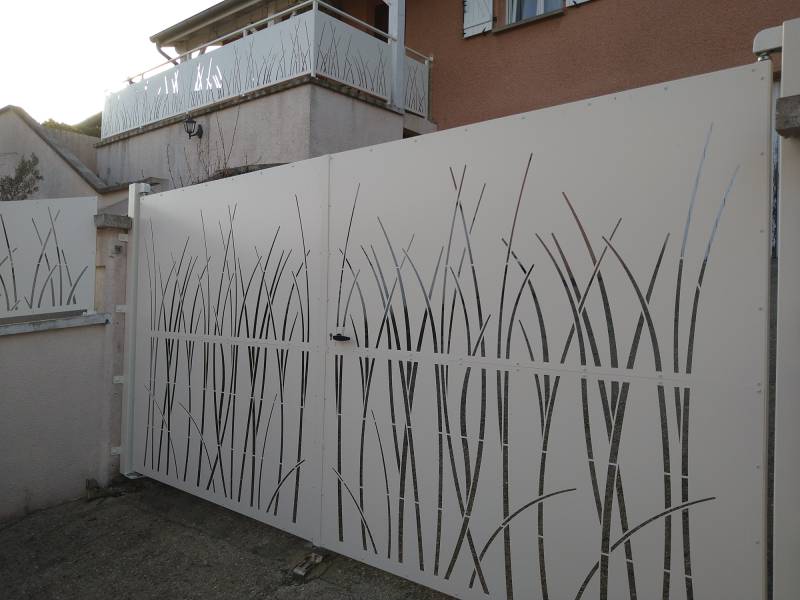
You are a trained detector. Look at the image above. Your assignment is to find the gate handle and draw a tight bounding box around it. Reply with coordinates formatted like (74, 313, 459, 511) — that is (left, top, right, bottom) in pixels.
(331, 333, 351, 342)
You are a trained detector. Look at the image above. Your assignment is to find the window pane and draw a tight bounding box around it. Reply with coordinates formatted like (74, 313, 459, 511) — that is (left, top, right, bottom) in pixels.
(518, 0, 561, 21)
(519, 0, 538, 20)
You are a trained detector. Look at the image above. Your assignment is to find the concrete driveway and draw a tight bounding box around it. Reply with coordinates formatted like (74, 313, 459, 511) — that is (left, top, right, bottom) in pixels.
(0, 478, 452, 600)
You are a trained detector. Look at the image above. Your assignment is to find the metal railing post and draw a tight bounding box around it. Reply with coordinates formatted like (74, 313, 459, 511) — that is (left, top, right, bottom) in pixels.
(425, 57, 432, 119)
(310, 0, 318, 78)
(389, 0, 406, 111)
(120, 182, 150, 477)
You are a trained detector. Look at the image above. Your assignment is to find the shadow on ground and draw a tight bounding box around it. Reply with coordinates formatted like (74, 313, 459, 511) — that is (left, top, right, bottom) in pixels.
(0, 478, 453, 600)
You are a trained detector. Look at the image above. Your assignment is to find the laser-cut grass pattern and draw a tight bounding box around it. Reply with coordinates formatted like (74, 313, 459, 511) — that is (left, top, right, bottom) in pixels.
(140, 200, 313, 526)
(329, 133, 732, 600)
(0, 205, 91, 318)
(136, 128, 742, 600)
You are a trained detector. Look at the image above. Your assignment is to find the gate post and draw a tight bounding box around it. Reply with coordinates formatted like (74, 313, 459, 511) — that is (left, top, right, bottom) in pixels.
(120, 182, 150, 476)
(773, 17, 800, 600)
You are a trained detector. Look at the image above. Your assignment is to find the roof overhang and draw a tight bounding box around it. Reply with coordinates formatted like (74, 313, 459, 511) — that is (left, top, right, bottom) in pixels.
(150, 0, 270, 49)
(0, 105, 110, 193)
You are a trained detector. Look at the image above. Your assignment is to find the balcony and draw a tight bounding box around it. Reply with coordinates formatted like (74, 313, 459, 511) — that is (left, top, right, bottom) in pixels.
(101, 0, 431, 139)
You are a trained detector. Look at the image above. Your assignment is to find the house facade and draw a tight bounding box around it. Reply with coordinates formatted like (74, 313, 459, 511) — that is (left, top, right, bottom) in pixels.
(95, 0, 435, 191)
(6, 1, 798, 199)
(409, 0, 799, 129)
(93, 0, 798, 193)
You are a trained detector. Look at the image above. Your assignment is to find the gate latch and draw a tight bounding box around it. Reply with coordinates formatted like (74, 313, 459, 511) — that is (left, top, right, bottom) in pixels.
(330, 332, 351, 342)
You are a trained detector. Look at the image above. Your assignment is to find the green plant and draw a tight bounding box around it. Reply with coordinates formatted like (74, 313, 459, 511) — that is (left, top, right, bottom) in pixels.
(0, 153, 43, 201)
(42, 114, 102, 138)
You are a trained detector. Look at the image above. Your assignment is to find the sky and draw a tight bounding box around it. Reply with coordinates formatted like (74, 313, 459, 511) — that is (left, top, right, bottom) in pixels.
(1, 0, 219, 124)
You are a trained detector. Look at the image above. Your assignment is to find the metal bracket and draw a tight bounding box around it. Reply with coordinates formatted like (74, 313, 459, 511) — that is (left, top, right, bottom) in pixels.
(118, 233, 129, 242)
(115, 304, 127, 313)
(292, 552, 324, 577)
(113, 375, 125, 384)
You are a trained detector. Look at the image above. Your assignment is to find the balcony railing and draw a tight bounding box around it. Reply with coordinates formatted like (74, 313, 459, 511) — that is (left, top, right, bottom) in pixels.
(101, 0, 431, 139)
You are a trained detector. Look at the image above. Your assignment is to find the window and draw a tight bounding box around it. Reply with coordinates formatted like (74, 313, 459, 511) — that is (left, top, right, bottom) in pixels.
(463, 0, 585, 38)
(508, 0, 564, 23)
(374, 3, 389, 35)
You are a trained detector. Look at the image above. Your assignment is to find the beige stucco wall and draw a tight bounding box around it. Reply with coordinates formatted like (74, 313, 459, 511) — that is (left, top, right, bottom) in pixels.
(0, 323, 108, 520)
(0, 111, 96, 200)
(97, 82, 403, 190)
(0, 223, 129, 521)
(97, 84, 313, 189)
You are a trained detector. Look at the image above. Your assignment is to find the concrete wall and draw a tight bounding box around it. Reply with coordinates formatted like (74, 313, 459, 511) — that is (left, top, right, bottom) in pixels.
(0, 110, 96, 200)
(0, 219, 130, 522)
(405, 0, 800, 130)
(97, 82, 402, 190)
(309, 84, 402, 156)
(42, 128, 99, 173)
(93, 222, 130, 485)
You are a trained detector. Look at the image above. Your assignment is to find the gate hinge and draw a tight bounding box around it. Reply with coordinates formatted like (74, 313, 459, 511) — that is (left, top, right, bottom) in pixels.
(113, 375, 125, 384)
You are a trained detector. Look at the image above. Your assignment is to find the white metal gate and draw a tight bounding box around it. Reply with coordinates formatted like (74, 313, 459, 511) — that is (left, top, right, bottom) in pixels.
(124, 158, 330, 541)
(124, 62, 773, 599)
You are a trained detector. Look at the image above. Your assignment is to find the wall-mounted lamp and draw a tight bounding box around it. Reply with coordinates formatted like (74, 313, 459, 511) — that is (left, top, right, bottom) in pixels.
(184, 115, 203, 139)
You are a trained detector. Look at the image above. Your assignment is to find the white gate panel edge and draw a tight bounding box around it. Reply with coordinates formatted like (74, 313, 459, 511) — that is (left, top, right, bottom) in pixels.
(127, 159, 330, 542)
(0, 196, 97, 320)
(323, 63, 771, 600)
(774, 17, 800, 600)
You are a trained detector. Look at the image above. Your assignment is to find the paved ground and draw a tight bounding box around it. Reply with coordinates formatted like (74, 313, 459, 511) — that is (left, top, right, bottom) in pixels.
(0, 478, 452, 600)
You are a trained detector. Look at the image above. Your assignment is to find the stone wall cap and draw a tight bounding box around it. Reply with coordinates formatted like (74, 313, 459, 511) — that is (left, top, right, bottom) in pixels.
(94, 213, 132, 230)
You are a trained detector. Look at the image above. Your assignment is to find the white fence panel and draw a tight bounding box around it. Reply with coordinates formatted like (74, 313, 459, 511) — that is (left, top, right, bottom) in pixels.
(129, 159, 329, 541)
(102, 11, 314, 138)
(0, 197, 96, 321)
(404, 54, 429, 117)
(314, 10, 391, 101)
(323, 63, 771, 599)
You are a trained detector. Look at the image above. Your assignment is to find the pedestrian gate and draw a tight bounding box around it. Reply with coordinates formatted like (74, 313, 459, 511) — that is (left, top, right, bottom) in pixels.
(123, 62, 772, 599)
